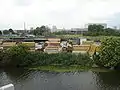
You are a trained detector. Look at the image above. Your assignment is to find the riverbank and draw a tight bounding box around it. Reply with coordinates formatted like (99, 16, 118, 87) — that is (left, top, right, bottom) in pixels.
(28, 66, 113, 72)
(28, 66, 90, 72)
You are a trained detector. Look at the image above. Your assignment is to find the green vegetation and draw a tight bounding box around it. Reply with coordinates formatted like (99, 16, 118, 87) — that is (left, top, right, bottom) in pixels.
(55, 35, 120, 42)
(54, 24, 120, 39)
(56, 34, 82, 39)
(29, 66, 90, 72)
(0, 44, 29, 67)
(1, 37, 120, 71)
(30, 25, 51, 36)
(52, 31, 68, 35)
(0, 44, 93, 68)
(94, 38, 120, 68)
(84, 24, 120, 36)
(3, 30, 10, 35)
(29, 66, 113, 72)
(90, 67, 113, 72)
(9, 28, 15, 34)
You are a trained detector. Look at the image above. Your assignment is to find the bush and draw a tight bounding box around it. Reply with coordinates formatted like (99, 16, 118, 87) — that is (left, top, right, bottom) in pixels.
(0, 49, 12, 67)
(94, 38, 120, 68)
(0, 44, 30, 67)
(22, 52, 92, 67)
(0, 44, 93, 67)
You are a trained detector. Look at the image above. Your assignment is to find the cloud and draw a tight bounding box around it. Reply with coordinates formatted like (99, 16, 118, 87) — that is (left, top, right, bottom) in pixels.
(0, 0, 120, 29)
(14, 0, 34, 6)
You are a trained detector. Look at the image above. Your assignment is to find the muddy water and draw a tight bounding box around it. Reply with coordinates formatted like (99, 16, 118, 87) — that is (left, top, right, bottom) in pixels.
(0, 68, 120, 90)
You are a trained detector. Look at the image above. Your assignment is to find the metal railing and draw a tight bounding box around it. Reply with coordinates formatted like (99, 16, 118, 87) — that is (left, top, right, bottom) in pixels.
(0, 84, 14, 90)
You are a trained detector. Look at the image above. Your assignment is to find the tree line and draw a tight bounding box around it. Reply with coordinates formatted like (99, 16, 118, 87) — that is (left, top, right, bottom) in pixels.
(0, 28, 15, 35)
(1, 24, 120, 36)
(83, 24, 120, 36)
(0, 25, 51, 36)
(29, 25, 51, 36)
(52, 24, 120, 36)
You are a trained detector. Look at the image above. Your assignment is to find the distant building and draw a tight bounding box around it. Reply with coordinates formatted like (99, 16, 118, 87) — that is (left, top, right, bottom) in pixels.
(14, 30, 32, 34)
(25, 34, 35, 38)
(52, 26, 57, 32)
(71, 28, 88, 32)
(65, 28, 88, 34)
(85, 23, 107, 28)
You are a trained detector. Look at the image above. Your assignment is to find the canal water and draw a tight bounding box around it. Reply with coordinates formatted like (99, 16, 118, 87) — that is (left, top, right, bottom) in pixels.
(0, 68, 120, 90)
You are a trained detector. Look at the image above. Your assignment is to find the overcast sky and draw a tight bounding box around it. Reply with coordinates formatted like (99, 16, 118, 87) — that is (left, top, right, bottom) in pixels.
(0, 0, 120, 30)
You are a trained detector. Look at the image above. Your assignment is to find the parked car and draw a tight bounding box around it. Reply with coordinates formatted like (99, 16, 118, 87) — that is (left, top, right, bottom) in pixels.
(35, 42, 45, 52)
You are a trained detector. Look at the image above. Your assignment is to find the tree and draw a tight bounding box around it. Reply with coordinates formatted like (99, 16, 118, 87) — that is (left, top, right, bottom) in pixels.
(3, 30, 9, 35)
(33, 25, 51, 36)
(0, 31, 2, 35)
(88, 24, 104, 32)
(84, 24, 120, 36)
(103, 28, 119, 36)
(94, 38, 120, 68)
(84, 24, 105, 36)
(6, 44, 30, 67)
(9, 28, 15, 34)
(42, 26, 51, 36)
(34, 27, 42, 35)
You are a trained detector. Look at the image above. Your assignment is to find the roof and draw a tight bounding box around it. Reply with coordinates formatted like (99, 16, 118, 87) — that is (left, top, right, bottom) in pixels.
(46, 42, 60, 43)
(34, 38, 47, 40)
(48, 38, 61, 42)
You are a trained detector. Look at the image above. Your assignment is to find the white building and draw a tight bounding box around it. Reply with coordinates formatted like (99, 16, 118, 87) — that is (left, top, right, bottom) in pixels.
(52, 26, 57, 32)
(71, 28, 88, 32)
(65, 28, 88, 34)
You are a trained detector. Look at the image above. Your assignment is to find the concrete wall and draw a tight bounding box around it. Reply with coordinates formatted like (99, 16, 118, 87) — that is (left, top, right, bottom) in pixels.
(0, 84, 14, 90)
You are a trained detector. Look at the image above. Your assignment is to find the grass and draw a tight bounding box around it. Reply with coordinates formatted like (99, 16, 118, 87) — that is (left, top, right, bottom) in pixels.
(28, 65, 90, 72)
(28, 66, 115, 73)
(22, 42, 35, 48)
(56, 35, 120, 41)
(56, 34, 83, 39)
(90, 67, 114, 72)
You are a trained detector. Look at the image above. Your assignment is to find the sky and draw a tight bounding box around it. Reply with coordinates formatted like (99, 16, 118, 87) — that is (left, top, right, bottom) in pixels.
(0, 0, 120, 30)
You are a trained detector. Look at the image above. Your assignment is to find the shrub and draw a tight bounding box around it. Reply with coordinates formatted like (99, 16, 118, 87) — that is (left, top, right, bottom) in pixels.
(77, 53, 93, 66)
(23, 52, 92, 67)
(0, 44, 93, 67)
(94, 38, 120, 68)
(3, 44, 29, 67)
(0, 49, 12, 67)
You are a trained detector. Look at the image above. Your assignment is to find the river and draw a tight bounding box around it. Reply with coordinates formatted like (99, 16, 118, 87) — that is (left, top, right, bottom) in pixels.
(0, 68, 120, 90)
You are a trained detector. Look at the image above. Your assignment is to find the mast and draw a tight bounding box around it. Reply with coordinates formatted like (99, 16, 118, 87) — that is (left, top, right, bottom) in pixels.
(24, 22, 26, 34)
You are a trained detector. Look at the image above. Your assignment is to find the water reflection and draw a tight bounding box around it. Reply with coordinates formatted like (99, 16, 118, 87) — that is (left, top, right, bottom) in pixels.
(0, 68, 120, 90)
(0, 68, 30, 86)
(94, 71, 120, 89)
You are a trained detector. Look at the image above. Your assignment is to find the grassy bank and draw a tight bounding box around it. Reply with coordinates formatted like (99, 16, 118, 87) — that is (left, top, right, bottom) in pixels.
(56, 35, 120, 41)
(0, 44, 117, 72)
(28, 66, 114, 72)
(28, 66, 90, 72)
